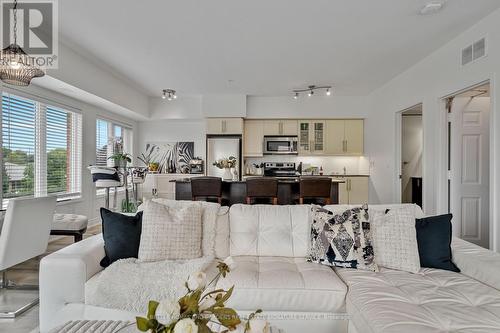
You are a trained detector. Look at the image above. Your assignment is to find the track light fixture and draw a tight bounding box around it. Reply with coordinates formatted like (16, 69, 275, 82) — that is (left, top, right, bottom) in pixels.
(162, 89, 176, 101)
(293, 85, 332, 99)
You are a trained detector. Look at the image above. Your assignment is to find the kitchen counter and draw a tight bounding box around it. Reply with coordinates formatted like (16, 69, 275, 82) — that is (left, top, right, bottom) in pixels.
(173, 177, 343, 205)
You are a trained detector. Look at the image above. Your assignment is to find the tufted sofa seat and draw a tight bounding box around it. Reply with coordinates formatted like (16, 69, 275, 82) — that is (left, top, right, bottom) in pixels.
(338, 266, 500, 333)
(213, 256, 347, 313)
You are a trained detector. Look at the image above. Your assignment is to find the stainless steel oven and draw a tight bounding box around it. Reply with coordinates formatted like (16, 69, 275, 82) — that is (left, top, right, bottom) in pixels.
(263, 136, 298, 155)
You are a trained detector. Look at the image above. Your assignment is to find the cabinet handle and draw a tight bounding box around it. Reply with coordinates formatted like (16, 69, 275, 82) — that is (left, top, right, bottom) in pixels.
(310, 140, 314, 152)
(347, 179, 351, 191)
(345, 140, 348, 152)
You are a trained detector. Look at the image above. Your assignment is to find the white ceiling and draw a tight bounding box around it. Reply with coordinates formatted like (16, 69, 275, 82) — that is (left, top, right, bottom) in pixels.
(58, 0, 500, 97)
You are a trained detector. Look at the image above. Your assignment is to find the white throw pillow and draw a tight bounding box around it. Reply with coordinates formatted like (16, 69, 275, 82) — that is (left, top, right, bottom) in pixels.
(138, 200, 202, 261)
(138, 199, 225, 257)
(371, 208, 421, 273)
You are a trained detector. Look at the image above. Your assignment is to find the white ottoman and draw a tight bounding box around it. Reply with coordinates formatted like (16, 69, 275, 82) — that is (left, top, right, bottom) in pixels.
(51, 213, 88, 242)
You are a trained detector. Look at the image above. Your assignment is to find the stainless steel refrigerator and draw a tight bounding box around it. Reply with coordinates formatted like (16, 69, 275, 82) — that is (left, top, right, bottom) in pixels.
(206, 135, 242, 180)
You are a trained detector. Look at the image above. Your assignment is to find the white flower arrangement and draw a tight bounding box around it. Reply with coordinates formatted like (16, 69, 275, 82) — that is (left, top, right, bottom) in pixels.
(136, 257, 269, 333)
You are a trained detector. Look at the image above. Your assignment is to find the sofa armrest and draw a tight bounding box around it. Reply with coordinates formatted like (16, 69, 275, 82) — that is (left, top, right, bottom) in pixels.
(39, 234, 105, 332)
(451, 237, 500, 290)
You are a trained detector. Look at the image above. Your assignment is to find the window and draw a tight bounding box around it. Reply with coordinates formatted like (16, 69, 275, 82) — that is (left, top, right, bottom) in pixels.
(1, 92, 82, 207)
(95, 119, 133, 167)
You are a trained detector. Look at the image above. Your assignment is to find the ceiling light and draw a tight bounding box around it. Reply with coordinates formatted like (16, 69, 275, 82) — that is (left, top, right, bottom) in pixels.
(0, 0, 45, 86)
(162, 89, 176, 101)
(420, 1, 444, 15)
(293, 85, 332, 99)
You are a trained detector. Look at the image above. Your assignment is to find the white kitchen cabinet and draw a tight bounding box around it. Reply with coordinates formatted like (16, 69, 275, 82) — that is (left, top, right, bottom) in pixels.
(344, 120, 364, 155)
(244, 120, 264, 156)
(298, 120, 326, 155)
(325, 119, 364, 155)
(338, 177, 369, 204)
(206, 118, 243, 135)
(141, 174, 197, 200)
(325, 120, 345, 155)
(263, 120, 297, 136)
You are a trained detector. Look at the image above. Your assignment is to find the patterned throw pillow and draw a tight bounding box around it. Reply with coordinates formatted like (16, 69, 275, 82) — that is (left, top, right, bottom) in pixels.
(309, 205, 378, 271)
(138, 200, 203, 262)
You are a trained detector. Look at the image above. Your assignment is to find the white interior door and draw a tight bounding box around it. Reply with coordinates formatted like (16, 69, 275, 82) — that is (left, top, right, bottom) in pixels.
(450, 97, 490, 248)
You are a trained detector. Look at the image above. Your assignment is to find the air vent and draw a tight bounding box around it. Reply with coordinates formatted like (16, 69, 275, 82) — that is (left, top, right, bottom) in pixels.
(462, 38, 486, 66)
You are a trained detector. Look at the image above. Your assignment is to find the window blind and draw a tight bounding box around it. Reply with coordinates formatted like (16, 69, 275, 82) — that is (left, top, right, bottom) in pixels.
(1, 94, 36, 200)
(1, 92, 82, 207)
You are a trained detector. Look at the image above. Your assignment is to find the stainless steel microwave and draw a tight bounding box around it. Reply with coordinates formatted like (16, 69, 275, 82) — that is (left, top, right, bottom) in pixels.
(263, 136, 298, 155)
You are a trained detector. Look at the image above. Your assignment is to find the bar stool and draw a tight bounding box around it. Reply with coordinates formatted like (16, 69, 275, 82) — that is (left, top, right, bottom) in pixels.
(246, 177, 278, 205)
(191, 176, 222, 204)
(299, 177, 332, 205)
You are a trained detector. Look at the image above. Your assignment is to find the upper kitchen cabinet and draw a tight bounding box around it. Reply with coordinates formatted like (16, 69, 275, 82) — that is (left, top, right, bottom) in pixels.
(298, 120, 326, 155)
(325, 119, 364, 155)
(263, 120, 298, 136)
(344, 119, 364, 155)
(244, 120, 264, 156)
(206, 118, 244, 135)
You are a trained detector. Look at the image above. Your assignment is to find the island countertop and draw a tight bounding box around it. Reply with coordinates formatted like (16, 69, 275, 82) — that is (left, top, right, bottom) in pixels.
(173, 176, 344, 205)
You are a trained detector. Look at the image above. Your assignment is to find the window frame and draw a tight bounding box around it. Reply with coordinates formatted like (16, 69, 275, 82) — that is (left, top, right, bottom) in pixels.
(0, 89, 83, 208)
(95, 117, 133, 196)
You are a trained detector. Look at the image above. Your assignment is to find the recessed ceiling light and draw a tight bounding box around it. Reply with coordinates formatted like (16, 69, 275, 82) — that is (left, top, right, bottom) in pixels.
(420, 1, 445, 15)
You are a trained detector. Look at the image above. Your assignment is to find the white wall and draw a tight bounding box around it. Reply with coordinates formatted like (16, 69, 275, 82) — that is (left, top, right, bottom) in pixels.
(246, 95, 369, 118)
(367, 8, 500, 251)
(46, 41, 150, 120)
(0, 83, 138, 225)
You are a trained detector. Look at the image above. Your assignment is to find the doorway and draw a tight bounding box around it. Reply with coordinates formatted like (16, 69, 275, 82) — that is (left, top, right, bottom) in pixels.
(446, 83, 490, 248)
(398, 105, 423, 208)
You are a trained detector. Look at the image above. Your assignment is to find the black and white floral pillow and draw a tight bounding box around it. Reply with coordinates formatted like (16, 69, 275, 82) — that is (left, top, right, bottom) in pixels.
(308, 205, 378, 272)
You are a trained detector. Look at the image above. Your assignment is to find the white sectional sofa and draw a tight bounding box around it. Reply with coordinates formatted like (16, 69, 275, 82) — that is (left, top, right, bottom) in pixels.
(40, 203, 500, 333)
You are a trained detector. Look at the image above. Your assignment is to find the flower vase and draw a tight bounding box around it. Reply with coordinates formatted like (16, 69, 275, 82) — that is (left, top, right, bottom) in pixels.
(231, 167, 238, 181)
(222, 168, 232, 181)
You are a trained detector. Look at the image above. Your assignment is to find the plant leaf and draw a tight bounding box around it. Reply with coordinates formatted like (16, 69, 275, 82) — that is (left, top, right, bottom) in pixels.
(147, 300, 159, 319)
(136, 317, 149, 331)
(212, 307, 241, 329)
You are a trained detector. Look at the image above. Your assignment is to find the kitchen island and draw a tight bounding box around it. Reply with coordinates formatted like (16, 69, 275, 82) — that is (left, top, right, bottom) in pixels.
(172, 177, 345, 205)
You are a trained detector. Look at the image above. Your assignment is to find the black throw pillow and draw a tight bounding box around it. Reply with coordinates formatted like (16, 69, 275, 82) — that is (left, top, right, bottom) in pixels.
(100, 208, 143, 268)
(415, 214, 460, 272)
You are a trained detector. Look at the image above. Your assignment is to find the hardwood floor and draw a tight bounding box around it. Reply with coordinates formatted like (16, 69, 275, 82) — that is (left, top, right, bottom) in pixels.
(0, 224, 102, 333)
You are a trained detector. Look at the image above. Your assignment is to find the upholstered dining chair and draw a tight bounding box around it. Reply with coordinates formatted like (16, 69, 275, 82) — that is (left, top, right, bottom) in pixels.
(0, 196, 57, 318)
(299, 177, 332, 205)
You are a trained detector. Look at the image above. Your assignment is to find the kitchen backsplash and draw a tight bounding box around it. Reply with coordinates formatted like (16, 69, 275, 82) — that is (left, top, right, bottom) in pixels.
(244, 155, 370, 175)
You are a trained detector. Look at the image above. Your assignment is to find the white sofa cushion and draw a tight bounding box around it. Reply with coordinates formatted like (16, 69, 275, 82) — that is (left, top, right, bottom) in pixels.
(452, 237, 500, 290)
(336, 266, 500, 333)
(138, 200, 202, 261)
(229, 204, 311, 257)
(371, 208, 421, 273)
(138, 199, 228, 258)
(210, 256, 347, 313)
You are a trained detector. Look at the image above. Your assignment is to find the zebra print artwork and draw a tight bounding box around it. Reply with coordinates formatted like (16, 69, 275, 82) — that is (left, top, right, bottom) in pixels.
(145, 142, 194, 173)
